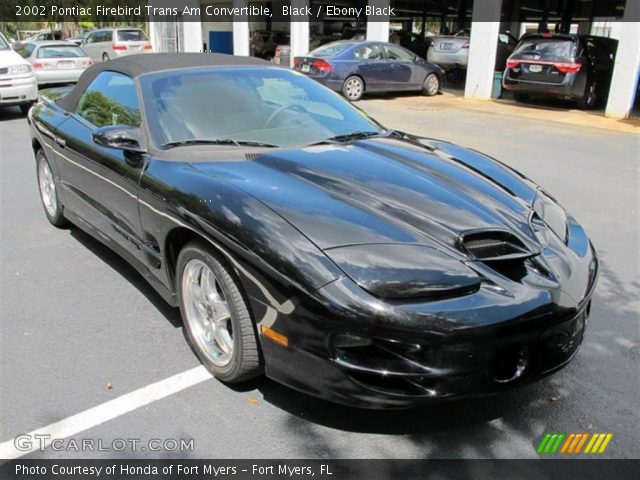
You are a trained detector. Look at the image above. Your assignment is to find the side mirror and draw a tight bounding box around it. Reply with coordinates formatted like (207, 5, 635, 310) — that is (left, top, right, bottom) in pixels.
(92, 125, 146, 155)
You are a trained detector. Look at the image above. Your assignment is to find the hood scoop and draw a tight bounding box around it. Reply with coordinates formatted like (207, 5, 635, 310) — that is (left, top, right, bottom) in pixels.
(459, 230, 536, 261)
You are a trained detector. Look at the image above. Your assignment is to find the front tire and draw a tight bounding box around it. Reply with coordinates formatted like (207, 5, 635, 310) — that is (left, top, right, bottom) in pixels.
(422, 73, 440, 96)
(177, 241, 262, 383)
(342, 75, 364, 102)
(36, 150, 68, 228)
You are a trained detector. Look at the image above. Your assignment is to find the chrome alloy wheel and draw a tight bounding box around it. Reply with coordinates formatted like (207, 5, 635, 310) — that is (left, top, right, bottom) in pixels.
(38, 159, 58, 217)
(182, 259, 234, 366)
(345, 77, 363, 100)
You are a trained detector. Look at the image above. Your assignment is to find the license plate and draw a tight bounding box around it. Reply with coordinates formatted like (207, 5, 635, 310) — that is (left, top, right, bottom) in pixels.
(301, 64, 310, 73)
(440, 42, 454, 51)
(130, 45, 142, 51)
(57, 61, 75, 69)
(528, 64, 543, 73)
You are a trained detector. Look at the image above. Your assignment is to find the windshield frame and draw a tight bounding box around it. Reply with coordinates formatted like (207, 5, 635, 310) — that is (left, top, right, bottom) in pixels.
(138, 66, 384, 152)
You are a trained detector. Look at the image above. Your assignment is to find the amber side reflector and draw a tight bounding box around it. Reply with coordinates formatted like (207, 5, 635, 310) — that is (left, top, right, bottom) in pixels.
(260, 325, 289, 347)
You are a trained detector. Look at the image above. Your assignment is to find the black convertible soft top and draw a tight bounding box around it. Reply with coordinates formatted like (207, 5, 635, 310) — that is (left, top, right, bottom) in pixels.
(57, 53, 272, 112)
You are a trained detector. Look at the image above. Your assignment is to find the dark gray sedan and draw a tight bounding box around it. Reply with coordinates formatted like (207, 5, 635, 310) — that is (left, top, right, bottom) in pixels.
(294, 40, 445, 101)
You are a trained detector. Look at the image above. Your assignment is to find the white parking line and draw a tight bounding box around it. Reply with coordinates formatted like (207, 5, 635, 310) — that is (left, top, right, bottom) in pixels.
(0, 366, 211, 460)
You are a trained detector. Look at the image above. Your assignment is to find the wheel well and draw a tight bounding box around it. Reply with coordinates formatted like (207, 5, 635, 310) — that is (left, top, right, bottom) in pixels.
(164, 227, 203, 290)
(32, 138, 43, 156)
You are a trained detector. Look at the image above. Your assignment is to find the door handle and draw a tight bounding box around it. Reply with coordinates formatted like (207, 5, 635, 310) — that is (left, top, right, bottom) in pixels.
(54, 136, 66, 148)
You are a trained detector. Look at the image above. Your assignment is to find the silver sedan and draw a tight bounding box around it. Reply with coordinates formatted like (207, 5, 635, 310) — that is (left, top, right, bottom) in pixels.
(14, 41, 93, 86)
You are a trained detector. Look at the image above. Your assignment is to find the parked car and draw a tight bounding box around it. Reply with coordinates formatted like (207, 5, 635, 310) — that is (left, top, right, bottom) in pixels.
(82, 28, 152, 63)
(65, 36, 86, 46)
(0, 32, 37, 114)
(24, 30, 64, 42)
(427, 30, 518, 71)
(398, 31, 432, 59)
(503, 33, 617, 109)
(294, 40, 445, 101)
(29, 53, 598, 408)
(250, 30, 290, 60)
(273, 35, 334, 66)
(15, 41, 93, 86)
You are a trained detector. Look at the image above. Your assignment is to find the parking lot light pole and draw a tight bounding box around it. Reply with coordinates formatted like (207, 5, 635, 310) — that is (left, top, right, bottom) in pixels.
(605, 4, 640, 119)
(367, 0, 391, 42)
(464, 0, 502, 101)
(290, 0, 310, 66)
(233, 0, 250, 56)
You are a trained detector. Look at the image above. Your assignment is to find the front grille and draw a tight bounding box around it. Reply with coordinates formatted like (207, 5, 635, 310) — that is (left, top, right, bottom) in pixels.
(0, 68, 7, 75)
(460, 231, 531, 261)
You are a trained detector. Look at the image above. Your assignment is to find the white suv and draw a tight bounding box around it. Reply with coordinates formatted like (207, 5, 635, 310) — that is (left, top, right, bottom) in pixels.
(0, 33, 38, 114)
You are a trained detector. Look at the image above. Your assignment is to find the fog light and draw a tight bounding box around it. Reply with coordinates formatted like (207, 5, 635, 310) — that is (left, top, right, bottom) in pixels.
(334, 333, 372, 349)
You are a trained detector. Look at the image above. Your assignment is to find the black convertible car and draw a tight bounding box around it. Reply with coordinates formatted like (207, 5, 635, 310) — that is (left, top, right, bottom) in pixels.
(28, 54, 598, 408)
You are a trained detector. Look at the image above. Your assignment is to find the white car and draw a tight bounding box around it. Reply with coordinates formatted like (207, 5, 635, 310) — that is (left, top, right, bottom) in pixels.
(15, 41, 93, 86)
(0, 33, 38, 114)
(82, 28, 152, 63)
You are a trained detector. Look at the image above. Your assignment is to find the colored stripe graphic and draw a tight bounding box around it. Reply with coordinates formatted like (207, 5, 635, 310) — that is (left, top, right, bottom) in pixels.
(539, 433, 614, 455)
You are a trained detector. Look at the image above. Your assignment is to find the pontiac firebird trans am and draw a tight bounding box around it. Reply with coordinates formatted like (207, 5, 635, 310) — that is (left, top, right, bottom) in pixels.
(28, 54, 598, 408)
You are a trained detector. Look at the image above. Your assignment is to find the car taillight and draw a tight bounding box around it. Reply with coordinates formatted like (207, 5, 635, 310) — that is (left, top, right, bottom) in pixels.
(312, 59, 332, 73)
(32, 62, 52, 70)
(506, 59, 520, 69)
(112, 44, 127, 51)
(32, 62, 42, 70)
(293, 58, 301, 68)
(554, 63, 582, 74)
(144, 44, 152, 50)
(461, 42, 470, 49)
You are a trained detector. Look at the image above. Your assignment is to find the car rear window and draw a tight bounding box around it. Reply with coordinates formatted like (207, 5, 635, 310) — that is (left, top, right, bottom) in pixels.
(37, 45, 87, 58)
(514, 38, 576, 58)
(310, 42, 354, 58)
(117, 30, 148, 42)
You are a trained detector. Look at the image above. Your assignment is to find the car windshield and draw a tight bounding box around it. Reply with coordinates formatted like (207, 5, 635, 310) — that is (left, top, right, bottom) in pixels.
(140, 67, 383, 148)
(38, 45, 87, 58)
(514, 39, 576, 58)
(0, 34, 9, 50)
(310, 42, 354, 58)
(117, 30, 147, 42)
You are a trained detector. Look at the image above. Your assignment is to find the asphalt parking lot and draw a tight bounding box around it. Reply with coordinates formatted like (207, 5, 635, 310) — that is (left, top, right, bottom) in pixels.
(0, 96, 638, 459)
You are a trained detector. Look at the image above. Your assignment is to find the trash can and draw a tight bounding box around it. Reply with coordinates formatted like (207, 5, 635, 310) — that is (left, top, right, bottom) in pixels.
(492, 71, 503, 99)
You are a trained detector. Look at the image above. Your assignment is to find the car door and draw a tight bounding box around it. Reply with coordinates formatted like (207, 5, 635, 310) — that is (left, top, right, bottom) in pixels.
(585, 37, 615, 93)
(382, 44, 420, 90)
(353, 44, 387, 91)
(52, 71, 147, 261)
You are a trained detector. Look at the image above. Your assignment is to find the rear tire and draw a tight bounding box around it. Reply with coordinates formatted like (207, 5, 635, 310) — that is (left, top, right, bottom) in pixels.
(177, 241, 262, 383)
(342, 75, 364, 102)
(422, 73, 440, 96)
(513, 92, 530, 103)
(576, 81, 597, 110)
(36, 150, 68, 228)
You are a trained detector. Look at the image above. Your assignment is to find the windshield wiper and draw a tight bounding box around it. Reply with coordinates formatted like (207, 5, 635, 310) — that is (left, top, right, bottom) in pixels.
(310, 130, 392, 146)
(161, 139, 278, 149)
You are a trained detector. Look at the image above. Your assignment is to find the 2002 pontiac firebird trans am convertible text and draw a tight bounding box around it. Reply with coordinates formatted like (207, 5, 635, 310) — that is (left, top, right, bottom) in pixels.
(28, 53, 598, 408)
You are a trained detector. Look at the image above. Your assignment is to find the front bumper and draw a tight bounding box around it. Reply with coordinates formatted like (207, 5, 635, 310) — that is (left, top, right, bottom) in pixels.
(257, 218, 598, 408)
(0, 73, 38, 106)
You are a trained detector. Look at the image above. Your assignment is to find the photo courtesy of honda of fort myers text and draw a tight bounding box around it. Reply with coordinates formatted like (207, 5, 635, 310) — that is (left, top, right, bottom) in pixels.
(1, 0, 639, 479)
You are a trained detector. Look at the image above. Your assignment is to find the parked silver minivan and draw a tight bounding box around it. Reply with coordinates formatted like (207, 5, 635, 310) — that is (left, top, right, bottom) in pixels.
(82, 28, 152, 63)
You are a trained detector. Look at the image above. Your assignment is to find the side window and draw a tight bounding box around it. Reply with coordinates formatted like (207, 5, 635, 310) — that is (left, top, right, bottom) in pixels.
(354, 45, 383, 60)
(84, 33, 93, 44)
(105, 31, 113, 42)
(384, 45, 414, 61)
(15, 43, 35, 58)
(76, 71, 141, 128)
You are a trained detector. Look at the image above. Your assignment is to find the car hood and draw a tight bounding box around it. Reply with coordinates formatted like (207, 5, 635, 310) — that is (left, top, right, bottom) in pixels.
(190, 137, 540, 254)
(0, 49, 29, 68)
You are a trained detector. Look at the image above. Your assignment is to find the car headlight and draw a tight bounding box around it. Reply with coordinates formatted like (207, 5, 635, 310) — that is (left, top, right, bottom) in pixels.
(8, 64, 32, 75)
(532, 190, 568, 244)
(325, 244, 481, 300)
